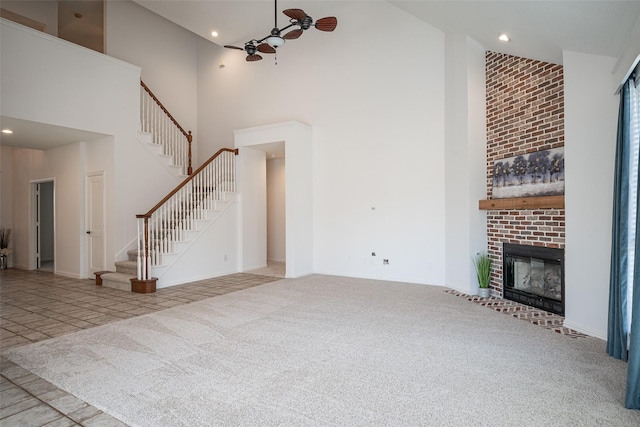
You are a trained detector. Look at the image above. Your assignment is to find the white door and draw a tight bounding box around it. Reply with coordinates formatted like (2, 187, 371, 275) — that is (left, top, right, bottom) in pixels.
(86, 172, 105, 276)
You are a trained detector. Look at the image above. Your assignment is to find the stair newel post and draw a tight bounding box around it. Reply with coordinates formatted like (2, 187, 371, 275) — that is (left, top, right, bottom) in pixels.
(187, 131, 193, 175)
(135, 214, 150, 280)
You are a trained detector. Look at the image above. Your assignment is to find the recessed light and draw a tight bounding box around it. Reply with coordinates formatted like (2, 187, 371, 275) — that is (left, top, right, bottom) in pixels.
(211, 31, 218, 37)
(499, 33, 510, 42)
(1, 129, 13, 134)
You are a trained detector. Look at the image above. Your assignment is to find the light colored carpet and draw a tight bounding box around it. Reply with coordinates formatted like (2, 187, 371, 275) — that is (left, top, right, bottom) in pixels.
(4, 275, 639, 426)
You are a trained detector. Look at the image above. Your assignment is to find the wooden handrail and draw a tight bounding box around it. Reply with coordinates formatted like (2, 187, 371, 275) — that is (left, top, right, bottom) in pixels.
(137, 148, 238, 220)
(140, 80, 193, 174)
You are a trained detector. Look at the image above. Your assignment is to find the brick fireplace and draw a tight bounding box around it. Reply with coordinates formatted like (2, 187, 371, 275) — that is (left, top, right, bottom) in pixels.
(485, 52, 565, 299)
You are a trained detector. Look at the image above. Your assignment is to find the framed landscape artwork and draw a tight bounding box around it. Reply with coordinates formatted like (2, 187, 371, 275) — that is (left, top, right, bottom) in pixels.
(492, 147, 564, 199)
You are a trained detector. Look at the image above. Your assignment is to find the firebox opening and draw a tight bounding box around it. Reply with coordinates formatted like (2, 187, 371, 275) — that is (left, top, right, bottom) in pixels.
(503, 243, 565, 316)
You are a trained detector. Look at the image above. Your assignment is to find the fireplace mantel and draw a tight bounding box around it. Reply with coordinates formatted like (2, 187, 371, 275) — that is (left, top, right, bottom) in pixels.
(478, 195, 564, 210)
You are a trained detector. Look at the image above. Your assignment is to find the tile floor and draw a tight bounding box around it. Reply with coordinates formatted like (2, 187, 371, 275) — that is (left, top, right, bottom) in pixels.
(446, 289, 588, 338)
(0, 268, 281, 426)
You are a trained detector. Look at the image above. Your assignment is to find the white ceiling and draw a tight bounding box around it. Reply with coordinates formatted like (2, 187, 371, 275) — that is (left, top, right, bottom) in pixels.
(0, 117, 108, 151)
(133, 0, 640, 65)
(2, 1, 639, 152)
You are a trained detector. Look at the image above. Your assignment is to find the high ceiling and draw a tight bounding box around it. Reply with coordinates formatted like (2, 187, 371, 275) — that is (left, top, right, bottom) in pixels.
(2, 1, 639, 151)
(133, 0, 640, 65)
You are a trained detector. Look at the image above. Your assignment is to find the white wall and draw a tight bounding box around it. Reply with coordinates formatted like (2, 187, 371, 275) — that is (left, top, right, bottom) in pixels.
(1, 1, 57, 36)
(564, 50, 619, 339)
(106, 0, 199, 161)
(198, 1, 447, 285)
(9, 149, 45, 270)
(0, 146, 13, 241)
(0, 19, 182, 277)
(267, 158, 286, 262)
(9, 143, 84, 277)
(153, 201, 241, 288)
(238, 147, 267, 272)
(443, 34, 488, 294)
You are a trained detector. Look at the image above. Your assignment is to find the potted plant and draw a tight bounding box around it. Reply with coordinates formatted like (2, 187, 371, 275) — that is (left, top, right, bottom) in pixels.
(473, 252, 492, 298)
(0, 228, 11, 269)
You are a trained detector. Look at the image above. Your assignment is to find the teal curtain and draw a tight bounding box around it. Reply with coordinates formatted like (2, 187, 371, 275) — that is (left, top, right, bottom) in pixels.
(608, 77, 640, 409)
(629, 237, 640, 407)
(629, 98, 640, 406)
(608, 79, 631, 362)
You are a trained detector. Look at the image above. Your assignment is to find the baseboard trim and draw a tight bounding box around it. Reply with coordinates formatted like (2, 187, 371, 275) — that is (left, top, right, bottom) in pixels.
(562, 319, 606, 340)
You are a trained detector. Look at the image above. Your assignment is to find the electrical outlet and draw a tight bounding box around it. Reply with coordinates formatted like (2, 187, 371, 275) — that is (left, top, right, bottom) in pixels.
(383, 259, 389, 265)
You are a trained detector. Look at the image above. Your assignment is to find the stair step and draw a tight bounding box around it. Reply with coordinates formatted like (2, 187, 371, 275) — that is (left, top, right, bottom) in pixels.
(100, 272, 133, 292)
(115, 260, 137, 275)
(127, 249, 139, 261)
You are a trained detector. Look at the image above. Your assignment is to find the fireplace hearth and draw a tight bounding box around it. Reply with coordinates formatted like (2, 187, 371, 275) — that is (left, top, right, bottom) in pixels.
(502, 243, 564, 315)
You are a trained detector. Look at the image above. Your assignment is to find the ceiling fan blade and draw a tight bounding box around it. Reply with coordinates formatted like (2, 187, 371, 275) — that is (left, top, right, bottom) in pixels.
(315, 17, 337, 32)
(257, 43, 276, 54)
(246, 54, 263, 62)
(224, 45, 245, 51)
(283, 8, 307, 21)
(283, 29, 303, 40)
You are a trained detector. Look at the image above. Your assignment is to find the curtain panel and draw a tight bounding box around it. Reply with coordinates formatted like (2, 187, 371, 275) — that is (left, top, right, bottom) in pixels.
(608, 77, 640, 409)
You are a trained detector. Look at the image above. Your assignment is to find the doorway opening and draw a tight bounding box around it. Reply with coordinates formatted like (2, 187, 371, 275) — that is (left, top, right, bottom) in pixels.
(234, 121, 313, 278)
(266, 153, 286, 278)
(31, 180, 55, 271)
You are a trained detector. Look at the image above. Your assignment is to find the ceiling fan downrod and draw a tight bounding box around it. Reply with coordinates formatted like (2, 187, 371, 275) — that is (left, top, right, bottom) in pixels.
(266, 0, 285, 48)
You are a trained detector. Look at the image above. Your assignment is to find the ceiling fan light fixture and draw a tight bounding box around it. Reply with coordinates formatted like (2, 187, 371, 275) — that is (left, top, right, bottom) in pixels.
(266, 35, 285, 48)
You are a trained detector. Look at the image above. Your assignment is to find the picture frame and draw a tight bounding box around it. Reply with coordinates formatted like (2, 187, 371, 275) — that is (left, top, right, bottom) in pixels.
(492, 147, 564, 199)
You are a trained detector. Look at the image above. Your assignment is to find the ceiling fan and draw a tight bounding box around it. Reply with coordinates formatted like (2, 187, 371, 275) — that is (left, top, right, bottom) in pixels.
(224, 0, 338, 62)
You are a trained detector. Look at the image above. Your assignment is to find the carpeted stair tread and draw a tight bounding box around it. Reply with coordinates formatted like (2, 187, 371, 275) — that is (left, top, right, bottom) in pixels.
(115, 260, 137, 275)
(127, 249, 141, 261)
(100, 272, 133, 292)
(100, 272, 134, 282)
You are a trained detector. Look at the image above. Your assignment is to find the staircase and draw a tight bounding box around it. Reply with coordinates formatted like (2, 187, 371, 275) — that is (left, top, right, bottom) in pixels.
(97, 251, 139, 291)
(96, 81, 238, 293)
(98, 180, 236, 293)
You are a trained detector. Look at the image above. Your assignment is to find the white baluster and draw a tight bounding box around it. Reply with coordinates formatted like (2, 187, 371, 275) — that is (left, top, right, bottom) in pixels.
(136, 219, 142, 280)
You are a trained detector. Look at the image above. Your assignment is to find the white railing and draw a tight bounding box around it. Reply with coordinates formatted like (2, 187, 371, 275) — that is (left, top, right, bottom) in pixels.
(140, 81, 193, 175)
(136, 148, 238, 280)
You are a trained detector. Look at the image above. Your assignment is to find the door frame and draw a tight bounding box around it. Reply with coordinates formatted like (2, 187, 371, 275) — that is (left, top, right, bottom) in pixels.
(234, 121, 313, 278)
